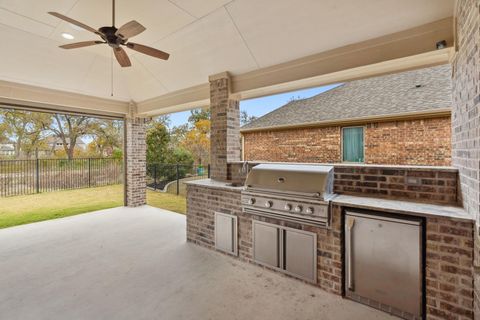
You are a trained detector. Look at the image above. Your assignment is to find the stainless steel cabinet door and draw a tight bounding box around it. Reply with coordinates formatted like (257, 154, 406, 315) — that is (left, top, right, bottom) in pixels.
(346, 212, 422, 318)
(284, 229, 316, 282)
(215, 212, 237, 255)
(253, 221, 279, 268)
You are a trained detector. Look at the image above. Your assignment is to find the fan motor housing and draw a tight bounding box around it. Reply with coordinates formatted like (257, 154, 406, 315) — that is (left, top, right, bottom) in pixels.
(99, 26, 123, 48)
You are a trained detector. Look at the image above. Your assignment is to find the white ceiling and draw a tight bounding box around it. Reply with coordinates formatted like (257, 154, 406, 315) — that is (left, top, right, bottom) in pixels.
(0, 0, 454, 102)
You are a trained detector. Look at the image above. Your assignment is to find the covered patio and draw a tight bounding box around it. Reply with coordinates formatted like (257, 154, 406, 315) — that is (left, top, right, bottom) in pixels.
(0, 207, 393, 320)
(1, 0, 479, 319)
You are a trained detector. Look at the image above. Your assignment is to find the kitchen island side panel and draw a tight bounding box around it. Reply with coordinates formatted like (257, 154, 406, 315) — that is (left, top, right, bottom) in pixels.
(425, 217, 474, 319)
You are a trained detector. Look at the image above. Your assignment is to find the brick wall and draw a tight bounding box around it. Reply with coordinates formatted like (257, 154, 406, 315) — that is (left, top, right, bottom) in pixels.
(210, 73, 241, 181)
(334, 165, 459, 206)
(243, 126, 341, 163)
(426, 217, 474, 319)
(226, 162, 460, 206)
(243, 117, 452, 166)
(186, 184, 342, 294)
(452, 0, 480, 317)
(125, 105, 147, 207)
(365, 118, 451, 165)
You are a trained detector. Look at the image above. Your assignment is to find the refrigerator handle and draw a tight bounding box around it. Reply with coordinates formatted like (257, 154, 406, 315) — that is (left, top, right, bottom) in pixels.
(346, 216, 355, 291)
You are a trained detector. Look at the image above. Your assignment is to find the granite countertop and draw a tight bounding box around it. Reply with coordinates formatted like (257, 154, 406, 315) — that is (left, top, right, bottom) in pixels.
(332, 194, 473, 222)
(185, 179, 245, 191)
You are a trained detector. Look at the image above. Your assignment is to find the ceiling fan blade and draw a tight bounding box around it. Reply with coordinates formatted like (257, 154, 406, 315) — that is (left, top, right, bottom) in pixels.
(48, 12, 100, 35)
(126, 43, 170, 60)
(115, 20, 146, 40)
(59, 41, 104, 49)
(113, 47, 132, 67)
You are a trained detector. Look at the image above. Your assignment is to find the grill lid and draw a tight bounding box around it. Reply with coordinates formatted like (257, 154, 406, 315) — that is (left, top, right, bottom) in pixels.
(245, 163, 334, 196)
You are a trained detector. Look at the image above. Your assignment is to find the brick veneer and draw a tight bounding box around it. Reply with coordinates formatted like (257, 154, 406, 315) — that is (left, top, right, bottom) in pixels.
(452, 0, 480, 316)
(426, 217, 474, 319)
(242, 117, 452, 166)
(186, 182, 474, 318)
(125, 104, 147, 207)
(186, 184, 343, 294)
(209, 73, 241, 181)
(227, 162, 460, 206)
(334, 165, 459, 206)
(243, 126, 341, 163)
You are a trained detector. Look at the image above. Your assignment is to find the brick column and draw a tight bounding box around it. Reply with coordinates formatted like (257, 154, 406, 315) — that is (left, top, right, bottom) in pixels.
(125, 102, 147, 207)
(452, 0, 480, 318)
(209, 72, 241, 181)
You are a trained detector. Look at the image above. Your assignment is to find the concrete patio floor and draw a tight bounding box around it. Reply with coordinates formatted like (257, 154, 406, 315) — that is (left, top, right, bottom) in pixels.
(0, 206, 397, 320)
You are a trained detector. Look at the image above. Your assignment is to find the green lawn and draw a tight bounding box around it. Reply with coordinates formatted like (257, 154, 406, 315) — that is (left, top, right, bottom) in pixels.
(0, 185, 186, 229)
(147, 190, 186, 214)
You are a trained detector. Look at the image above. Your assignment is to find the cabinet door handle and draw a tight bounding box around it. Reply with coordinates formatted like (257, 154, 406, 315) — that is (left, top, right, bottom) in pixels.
(346, 216, 355, 290)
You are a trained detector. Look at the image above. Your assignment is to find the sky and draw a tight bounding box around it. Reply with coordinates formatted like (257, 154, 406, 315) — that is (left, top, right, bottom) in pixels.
(167, 83, 340, 127)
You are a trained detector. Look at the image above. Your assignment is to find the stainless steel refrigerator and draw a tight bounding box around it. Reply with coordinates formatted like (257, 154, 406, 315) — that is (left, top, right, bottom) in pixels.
(345, 211, 423, 318)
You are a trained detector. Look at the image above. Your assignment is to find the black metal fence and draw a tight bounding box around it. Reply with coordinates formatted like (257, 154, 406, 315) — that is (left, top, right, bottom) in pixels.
(0, 158, 123, 197)
(147, 163, 210, 196)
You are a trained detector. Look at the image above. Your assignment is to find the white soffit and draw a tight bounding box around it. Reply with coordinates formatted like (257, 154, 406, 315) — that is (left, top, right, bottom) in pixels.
(0, 0, 454, 106)
(225, 0, 454, 68)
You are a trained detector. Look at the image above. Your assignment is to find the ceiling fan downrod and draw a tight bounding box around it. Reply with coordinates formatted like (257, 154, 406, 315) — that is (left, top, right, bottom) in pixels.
(112, 0, 115, 27)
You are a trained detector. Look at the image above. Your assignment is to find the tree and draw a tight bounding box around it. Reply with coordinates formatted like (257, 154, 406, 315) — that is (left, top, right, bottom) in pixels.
(90, 120, 123, 157)
(0, 116, 9, 144)
(48, 114, 96, 160)
(0, 109, 51, 158)
(153, 115, 171, 128)
(182, 119, 210, 165)
(169, 123, 189, 148)
(188, 108, 210, 124)
(240, 110, 257, 126)
(146, 122, 170, 164)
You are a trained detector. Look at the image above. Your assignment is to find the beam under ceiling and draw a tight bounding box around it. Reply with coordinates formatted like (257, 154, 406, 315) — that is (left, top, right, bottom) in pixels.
(0, 80, 129, 118)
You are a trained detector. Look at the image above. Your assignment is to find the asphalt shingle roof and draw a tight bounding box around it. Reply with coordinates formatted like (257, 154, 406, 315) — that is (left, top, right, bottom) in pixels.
(241, 65, 452, 131)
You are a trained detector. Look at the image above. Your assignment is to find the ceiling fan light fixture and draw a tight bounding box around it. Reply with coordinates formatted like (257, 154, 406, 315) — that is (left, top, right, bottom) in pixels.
(61, 33, 75, 40)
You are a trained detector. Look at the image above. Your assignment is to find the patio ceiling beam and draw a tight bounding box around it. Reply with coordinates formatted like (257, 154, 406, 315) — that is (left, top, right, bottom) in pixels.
(137, 17, 453, 116)
(0, 80, 129, 118)
(136, 83, 210, 117)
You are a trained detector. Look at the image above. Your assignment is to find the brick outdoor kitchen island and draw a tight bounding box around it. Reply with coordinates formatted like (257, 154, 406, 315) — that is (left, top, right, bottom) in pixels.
(186, 164, 474, 320)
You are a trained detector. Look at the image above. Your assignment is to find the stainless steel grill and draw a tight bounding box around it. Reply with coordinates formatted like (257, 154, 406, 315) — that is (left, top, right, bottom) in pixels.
(241, 164, 335, 227)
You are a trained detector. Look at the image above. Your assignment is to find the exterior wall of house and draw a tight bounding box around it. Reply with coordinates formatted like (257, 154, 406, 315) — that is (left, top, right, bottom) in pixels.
(242, 116, 452, 166)
(452, 0, 480, 316)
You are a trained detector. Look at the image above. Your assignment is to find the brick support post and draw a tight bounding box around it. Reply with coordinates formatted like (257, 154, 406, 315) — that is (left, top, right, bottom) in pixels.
(125, 102, 147, 207)
(452, 0, 480, 318)
(209, 72, 241, 181)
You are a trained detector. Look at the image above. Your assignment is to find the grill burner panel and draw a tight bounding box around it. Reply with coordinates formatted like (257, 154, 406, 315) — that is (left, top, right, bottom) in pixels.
(241, 164, 335, 228)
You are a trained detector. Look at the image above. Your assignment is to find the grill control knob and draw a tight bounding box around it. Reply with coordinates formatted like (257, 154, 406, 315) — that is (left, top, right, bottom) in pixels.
(265, 201, 273, 208)
(305, 207, 314, 214)
(284, 203, 292, 211)
(294, 205, 303, 213)
(248, 198, 256, 205)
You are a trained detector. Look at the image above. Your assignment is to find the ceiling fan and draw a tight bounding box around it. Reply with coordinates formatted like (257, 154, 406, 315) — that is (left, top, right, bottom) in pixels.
(48, 0, 170, 67)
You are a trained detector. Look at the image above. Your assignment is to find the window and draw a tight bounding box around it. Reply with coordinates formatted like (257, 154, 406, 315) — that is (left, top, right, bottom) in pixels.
(342, 127, 364, 162)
